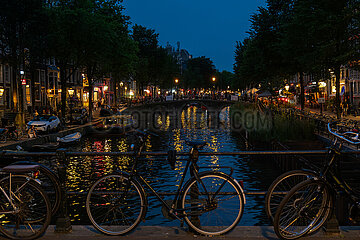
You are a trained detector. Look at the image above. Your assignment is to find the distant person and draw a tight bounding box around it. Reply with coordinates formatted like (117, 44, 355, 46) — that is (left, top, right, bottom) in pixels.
(28, 125, 37, 138)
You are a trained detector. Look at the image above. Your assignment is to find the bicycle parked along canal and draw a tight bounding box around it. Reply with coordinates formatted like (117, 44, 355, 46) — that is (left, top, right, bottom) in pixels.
(273, 122, 360, 239)
(86, 129, 246, 236)
(0, 164, 51, 240)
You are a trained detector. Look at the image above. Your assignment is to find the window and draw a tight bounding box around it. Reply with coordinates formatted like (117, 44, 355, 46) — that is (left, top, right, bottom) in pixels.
(0, 64, 3, 83)
(35, 83, 41, 101)
(26, 85, 31, 104)
(355, 82, 357, 95)
(4, 65, 10, 83)
(40, 70, 45, 87)
(35, 70, 40, 84)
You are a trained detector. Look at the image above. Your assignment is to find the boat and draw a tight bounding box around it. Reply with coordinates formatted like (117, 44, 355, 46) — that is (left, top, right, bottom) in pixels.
(30, 142, 60, 152)
(90, 115, 134, 136)
(57, 132, 82, 145)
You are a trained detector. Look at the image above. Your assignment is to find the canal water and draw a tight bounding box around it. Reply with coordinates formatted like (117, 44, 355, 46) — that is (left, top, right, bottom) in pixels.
(66, 105, 281, 226)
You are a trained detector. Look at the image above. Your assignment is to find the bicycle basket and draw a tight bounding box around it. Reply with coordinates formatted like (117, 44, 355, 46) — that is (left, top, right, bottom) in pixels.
(167, 150, 177, 170)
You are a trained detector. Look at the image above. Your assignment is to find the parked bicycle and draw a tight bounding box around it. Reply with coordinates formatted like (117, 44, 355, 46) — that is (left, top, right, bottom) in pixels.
(0, 148, 63, 217)
(273, 122, 360, 239)
(0, 126, 20, 142)
(0, 164, 51, 240)
(86, 129, 245, 236)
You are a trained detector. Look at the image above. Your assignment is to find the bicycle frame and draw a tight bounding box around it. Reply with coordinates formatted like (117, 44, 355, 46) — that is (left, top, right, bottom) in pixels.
(319, 123, 360, 204)
(0, 173, 33, 214)
(320, 140, 360, 203)
(125, 135, 233, 221)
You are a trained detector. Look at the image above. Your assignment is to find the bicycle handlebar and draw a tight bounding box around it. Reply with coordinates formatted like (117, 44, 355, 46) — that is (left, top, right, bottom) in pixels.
(328, 122, 360, 145)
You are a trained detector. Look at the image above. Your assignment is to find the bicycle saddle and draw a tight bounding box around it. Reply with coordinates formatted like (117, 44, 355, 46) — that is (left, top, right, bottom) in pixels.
(186, 141, 207, 149)
(2, 165, 40, 174)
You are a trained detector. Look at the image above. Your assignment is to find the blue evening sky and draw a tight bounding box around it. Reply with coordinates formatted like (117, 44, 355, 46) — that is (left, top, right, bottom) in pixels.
(123, 0, 266, 72)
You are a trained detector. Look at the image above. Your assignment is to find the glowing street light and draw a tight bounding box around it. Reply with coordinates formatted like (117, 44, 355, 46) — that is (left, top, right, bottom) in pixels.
(174, 78, 179, 84)
(68, 88, 75, 96)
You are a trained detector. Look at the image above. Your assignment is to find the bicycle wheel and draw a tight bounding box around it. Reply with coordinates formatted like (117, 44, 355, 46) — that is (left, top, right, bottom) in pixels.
(265, 170, 318, 222)
(9, 131, 19, 141)
(86, 174, 146, 235)
(273, 179, 331, 240)
(0, 134, 6, 142)
(10, 161, 62, 216)
(0, 178, 51, 240)
(181, 172, 244, 236)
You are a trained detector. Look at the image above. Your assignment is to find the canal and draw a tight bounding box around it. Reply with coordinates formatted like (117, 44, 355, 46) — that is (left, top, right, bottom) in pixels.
(66, 105, 282, 226)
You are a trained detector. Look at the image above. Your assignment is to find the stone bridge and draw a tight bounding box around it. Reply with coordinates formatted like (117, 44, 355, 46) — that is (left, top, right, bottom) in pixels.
(123, 99, 239, 130)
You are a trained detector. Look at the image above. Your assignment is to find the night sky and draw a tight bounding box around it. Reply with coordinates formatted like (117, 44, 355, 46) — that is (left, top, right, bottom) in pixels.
(123, 0, 266, 72)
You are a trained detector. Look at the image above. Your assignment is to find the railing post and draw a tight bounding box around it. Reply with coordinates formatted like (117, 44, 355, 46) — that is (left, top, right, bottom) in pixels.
(324, 210, 340, 234)
(55, 149, 72, 233)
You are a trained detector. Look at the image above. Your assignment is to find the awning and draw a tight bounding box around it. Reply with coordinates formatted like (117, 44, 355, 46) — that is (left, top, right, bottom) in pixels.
(48, 66, 60, 71)
(257, 90, 272, 97)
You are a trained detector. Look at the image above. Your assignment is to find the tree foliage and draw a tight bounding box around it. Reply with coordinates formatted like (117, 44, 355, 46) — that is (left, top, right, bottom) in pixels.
(183, 57, 216, 89)
(234, 0, 360, 116)
(132, 24, 180, 93)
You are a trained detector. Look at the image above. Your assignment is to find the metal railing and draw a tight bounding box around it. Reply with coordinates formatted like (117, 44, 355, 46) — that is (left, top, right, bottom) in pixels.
(2, 149, 360, 233)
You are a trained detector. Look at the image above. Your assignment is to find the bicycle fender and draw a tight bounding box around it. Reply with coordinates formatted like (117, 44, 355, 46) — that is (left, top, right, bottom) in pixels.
(10, 160, 60, 182)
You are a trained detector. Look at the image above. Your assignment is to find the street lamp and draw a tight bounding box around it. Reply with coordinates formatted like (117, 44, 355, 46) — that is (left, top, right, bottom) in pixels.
(174, 79, 179, 99)
(211, 77, 216, 99)
(68, 89, 75, 124)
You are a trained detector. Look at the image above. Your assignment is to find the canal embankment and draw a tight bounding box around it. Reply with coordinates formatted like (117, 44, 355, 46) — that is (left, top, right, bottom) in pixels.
(0, 119, 101, 151)
(37, 225, 360, 239)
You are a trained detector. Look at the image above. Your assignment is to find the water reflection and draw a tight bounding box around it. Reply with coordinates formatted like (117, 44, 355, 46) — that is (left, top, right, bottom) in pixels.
(67, 106, 280, 226)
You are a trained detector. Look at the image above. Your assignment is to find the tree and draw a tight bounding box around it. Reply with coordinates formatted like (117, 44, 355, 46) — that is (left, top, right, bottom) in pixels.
(233, 3, 289, 92)
(183, 57, 216, 89)
(132, 24, 159, 95)
(47, 0, 134, 119)
(217, 71, 235, 90)
(0, 0, 47, 123)
(286, 0, 357, 118)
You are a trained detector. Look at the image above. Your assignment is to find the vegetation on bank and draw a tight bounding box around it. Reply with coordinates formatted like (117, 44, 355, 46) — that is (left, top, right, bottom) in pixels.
(230, 103, 316, 143)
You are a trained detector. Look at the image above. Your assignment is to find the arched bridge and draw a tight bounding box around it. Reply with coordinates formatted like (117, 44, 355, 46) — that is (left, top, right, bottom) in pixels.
(127, 99, 238, 113)
(123, 99, 239, 130)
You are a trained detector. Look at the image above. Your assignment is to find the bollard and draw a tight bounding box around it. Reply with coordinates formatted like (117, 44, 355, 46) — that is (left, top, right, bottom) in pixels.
(55, 149, 72, 233)
(324, 194, 340, 235)
(324, 212, 340, 235)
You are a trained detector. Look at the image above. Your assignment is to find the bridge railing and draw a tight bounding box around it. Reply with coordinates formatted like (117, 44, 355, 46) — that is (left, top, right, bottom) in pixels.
(2, 149, 359, 233)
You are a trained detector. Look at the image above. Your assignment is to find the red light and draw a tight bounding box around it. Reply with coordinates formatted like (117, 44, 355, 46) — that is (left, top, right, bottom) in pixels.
(21, 79, 26, 85)
(33, 171, 40, 178)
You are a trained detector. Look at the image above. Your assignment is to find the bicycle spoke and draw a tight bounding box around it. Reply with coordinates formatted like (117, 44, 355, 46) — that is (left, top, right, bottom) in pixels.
(182, 173, 244, 236)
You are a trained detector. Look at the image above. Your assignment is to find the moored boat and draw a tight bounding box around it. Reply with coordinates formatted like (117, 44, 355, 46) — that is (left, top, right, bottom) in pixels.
(57, 132, 82, 145)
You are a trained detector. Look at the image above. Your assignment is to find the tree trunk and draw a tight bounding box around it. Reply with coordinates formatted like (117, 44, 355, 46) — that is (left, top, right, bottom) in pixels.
(299, 72, 305, 111)
(114, 77, 118, 107)
(89, 81, 93, 121)
(334, 67, 341, 119)
(60, 67, 67, 120)
(30, 63, 36, 115)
